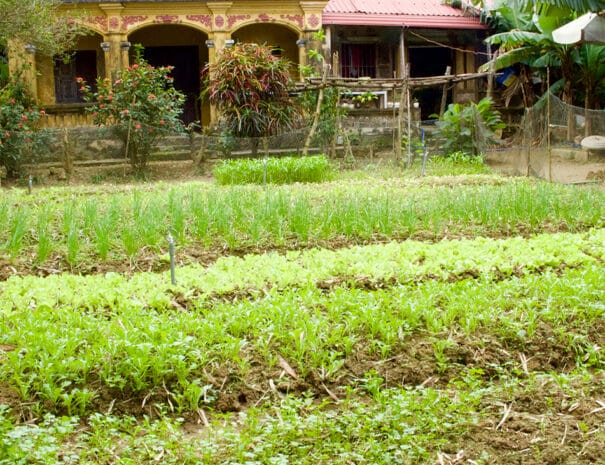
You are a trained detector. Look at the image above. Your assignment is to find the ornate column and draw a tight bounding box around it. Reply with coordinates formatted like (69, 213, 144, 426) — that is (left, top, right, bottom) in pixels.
(207, 2, 233, 52)
(300, 2, 325, 77)
(206, 2, 233, 125)
(297, 37, 308, 81)
(299, 1, 325, 33)
(99, 3, 128, 80)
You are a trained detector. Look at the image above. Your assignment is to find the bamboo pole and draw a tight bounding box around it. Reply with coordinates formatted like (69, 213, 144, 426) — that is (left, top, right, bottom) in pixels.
(486, 45, 495, 100)
(439, 66, 451, 117)
(406, 64, 412, 168)
(303, 64, 330, 156)
(396, 28, 406, 162)
(547, 66, 552, 183)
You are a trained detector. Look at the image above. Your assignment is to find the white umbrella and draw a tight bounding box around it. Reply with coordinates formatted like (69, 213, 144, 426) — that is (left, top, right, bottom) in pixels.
(552, 12, 605, 45)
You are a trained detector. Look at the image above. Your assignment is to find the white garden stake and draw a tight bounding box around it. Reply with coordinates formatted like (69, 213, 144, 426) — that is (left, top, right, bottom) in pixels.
(168, 232, 176, 285)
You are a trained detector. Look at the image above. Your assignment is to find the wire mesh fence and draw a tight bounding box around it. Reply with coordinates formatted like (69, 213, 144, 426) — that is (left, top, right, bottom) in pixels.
(15, 94, 604, 183)
(484, 94, 605, 181)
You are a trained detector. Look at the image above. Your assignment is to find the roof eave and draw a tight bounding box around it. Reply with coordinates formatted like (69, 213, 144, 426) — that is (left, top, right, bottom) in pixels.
(322, 13, 487, 30)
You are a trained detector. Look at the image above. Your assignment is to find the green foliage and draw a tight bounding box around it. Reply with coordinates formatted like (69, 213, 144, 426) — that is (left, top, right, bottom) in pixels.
(433, 98, 505, 156)
(0, 0, 83, 57)
(213, 155, 333, 185)
(1, 172, 605, 463)
(0, 407, 78, 465)
(81, 46, 185, 173)
(352, 91, 379, 106)
(0, 79, 50, 178)
(1, 178, 605, 265)
(478, 2, 605, 109)
(202, 43, 300, 141)
(1, 229, 604, 418)
(297, 30, 345, 150)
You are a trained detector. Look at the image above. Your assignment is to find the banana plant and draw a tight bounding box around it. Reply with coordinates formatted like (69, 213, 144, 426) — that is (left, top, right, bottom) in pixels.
(478, 0, 605, 114)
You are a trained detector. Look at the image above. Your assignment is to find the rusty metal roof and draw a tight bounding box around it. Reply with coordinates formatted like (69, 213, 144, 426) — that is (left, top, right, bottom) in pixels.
(323, 0, 486, 29)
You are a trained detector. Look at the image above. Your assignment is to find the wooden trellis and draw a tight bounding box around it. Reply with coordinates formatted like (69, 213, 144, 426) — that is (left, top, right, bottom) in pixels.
(297, 70, 493, 163)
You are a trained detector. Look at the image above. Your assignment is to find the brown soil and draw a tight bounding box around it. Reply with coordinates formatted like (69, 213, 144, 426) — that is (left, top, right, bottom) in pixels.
(485, 149, 605, 184)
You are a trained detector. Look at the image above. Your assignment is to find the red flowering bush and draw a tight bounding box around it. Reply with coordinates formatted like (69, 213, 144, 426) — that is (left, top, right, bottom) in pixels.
(0, 80, 49, 178)
(80, 47, 185, 173)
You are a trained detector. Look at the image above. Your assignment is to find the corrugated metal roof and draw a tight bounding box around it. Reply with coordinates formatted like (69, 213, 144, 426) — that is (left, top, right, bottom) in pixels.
(324, 0, 486, 29)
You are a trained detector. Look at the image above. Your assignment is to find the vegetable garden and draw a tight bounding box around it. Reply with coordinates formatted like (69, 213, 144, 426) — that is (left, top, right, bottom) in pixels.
(1, 159, 604, 464)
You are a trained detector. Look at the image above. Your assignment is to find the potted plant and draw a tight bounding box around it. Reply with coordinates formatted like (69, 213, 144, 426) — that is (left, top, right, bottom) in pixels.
(352, 91, 379, 109)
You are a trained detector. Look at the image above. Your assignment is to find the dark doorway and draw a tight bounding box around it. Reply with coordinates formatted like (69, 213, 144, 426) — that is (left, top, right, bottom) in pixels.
(408, 47, 453, 119)
(54, 50, 97, 103)
(143, 46, 200, 125)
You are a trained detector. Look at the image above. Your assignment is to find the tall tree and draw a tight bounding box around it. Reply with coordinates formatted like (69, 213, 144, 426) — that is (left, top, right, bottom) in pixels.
(0, 0, 80, 56)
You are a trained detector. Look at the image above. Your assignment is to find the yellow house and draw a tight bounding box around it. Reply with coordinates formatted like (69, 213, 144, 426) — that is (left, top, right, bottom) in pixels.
(8, 0, 486, 128)
(10, 1, 328, 128)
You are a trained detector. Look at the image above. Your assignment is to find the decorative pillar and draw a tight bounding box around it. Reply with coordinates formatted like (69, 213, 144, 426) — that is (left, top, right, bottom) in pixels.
(205, 1, 233, 127)
(296, 38, 308, 81)
(107, 34, 123, 80)
(204, 36, 218, 124)
(121, 41, 132, 69)
(300, 1, 325, 33)
(207, 1, 233, 52)
(99, 3, 126, 80)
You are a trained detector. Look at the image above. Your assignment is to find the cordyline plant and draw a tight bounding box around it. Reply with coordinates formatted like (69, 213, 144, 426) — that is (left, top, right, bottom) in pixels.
(0, 78, 49, 178)
(202, 42, 301, 154)
(81, 46, 185, 173)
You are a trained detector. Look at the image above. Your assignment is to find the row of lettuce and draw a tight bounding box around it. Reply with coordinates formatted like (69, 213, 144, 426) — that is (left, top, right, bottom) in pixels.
(1, 229, 603, 419)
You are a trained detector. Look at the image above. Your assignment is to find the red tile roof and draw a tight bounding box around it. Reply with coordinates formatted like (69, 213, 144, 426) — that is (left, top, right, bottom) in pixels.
(323, 0, 486, 29)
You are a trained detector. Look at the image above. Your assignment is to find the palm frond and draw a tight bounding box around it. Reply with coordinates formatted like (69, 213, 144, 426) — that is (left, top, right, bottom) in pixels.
(519, 0, 604, 12)
(532, 51, 562, 67)
(485, 30, 545, 46)
(479, 46, 541, 71)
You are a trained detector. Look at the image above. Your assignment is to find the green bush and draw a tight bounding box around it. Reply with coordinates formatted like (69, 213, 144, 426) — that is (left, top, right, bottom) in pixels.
(202, 43, 300, 156)
(0, 79, 50, 178)
(81, 46, 185, 173)
(213, 155, 333, 185)
(432, 97, 505, 157)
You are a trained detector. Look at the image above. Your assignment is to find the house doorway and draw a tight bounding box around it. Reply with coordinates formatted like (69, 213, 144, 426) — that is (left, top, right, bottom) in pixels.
(408, 47, 453, 119)
(143, 46, 200, 125)
(129, 25, 208, 126)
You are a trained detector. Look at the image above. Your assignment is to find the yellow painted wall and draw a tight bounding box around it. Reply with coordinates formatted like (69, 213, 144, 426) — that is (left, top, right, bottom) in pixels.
(28, 0, 326, 127)
(232, 24, 299, 78)
(129, 26, 208, 47)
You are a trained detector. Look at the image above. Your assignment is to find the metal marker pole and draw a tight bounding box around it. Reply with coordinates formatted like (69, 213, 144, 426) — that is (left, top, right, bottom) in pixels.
(28, 175, 33, 194)
(168, 232, 176, 285)
(420, 128, 428, 177)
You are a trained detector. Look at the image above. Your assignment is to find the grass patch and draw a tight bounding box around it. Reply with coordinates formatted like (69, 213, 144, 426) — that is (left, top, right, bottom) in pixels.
(213, 154, 333, 185)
